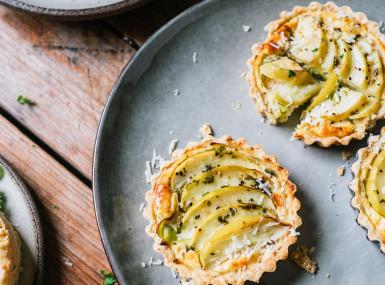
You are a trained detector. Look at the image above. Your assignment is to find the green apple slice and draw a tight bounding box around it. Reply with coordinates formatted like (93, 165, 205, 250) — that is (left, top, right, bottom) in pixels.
(190, 204, 275, 250)
(350, 39, 383, 119)
(365, 149, 385, 217)
(321, 35, 337, 73)
(347, 43, 368, 90)
(274, 83, 321, 107)
(180, 165, 270, 209)
(306, 72, 338, 111)
(259, 57, 311, 85)
(157, 219, 178, 243)
(179, 186, 275, 240)
(335, 38, 351, 79)
(200, 215, 288, 269)
(289, 15, 326, 65)
(171, 146, 259, 192)
(322, 87, 367, 121)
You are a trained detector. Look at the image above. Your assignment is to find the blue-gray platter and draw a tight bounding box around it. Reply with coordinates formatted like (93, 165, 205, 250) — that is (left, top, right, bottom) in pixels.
(93, 1, 385, 284)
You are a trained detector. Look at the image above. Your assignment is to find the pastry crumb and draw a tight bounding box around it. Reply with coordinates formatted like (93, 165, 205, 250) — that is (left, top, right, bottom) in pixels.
(168, 139, 179, 155)
(337, 165, 345, 176)
(290, 246, 318, 274)
(199, 123, 214, 137)
(342, 150, 352, 160)
(242, 25, 251, 32)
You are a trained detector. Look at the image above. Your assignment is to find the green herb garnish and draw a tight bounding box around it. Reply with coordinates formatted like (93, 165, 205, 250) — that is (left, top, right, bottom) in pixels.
(265, 168, 276, 176)
(100, 270, 117, 285)
(312, 48, 319, 52)
(288, 70, 296, 78)
(17, 96, 35, 106)
(0, 166, 4, 180)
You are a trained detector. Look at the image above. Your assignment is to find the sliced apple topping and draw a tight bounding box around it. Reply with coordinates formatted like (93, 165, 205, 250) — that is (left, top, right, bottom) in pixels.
(321, 35, 337, 73)
(334, 38, 351, 79)
(306, 72, 338, 111)
(200, 215, 289, 269)
(171, 146, 258, 191)
(190, 204, 275, 250)
(366, 149, 385, 217)
(179, 186, 275, 240)
(180, 165, 271, 209)
(321, 87, 367, 121)
(260, 57, 312, 85)
(347, 43, 368, 90)
(289, 15, 326, 66)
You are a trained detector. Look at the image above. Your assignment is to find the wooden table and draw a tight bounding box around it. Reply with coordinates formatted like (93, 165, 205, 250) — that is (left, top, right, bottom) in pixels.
(0, 1, 199, 283)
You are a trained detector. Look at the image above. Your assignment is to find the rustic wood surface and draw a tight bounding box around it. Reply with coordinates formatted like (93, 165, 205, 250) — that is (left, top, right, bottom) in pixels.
(0, 0, 198, 284)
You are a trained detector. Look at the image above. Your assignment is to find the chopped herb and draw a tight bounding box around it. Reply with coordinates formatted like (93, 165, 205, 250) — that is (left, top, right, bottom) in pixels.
(100, 270, 117, 285)
(288, 70, 296, 78)
(340, 54, 344, 59)
(52, 204, 60, 209)
(206, 200, 212, 206)
(214, 145, 226, 156)
(203, 164, 213, 172)
(17, 95, 35, 106)
(265, 168, 276, 176)
(312, 48, 318, 52)
(0, 166, 3, 180)
(203, 175, 214, 184)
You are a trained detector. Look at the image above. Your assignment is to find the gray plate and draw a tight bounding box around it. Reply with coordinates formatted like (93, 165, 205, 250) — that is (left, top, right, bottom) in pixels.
(93, 1, 385, 284)
(0, 0, 149, 20)
(0, 157, 44, 285)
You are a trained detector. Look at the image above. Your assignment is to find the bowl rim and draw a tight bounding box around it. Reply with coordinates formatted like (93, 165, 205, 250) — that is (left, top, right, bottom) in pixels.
(0, 0, 150, 20)
(0, 155, 45, 285)
(92, 0, 215, 283)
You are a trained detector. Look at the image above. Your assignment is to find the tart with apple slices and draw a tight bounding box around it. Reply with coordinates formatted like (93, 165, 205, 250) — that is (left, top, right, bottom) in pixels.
(350, 127, 385, 252)
(144, 136, 301, 285)
(248, 2, 385, 146)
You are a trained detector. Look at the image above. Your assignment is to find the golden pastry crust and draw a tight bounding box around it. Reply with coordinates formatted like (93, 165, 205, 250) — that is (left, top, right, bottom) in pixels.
(247, 2, 385, 147)
(0, 211, 21, 285)
(144, 136, 301, 285)
(350, 127, 385, 252)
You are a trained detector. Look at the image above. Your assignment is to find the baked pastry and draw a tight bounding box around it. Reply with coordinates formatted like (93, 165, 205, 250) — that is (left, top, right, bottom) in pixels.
(0, 211, 21, 285)
(145, 136, 301, 284)
(350, 127, 385, 252)
(248, 2, 385, 146)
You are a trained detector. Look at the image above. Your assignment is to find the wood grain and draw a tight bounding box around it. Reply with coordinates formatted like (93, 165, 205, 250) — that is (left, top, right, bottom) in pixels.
(107, 0, 200, 46)
(0, 114, 110, 284)
(0, 6, 135, 179)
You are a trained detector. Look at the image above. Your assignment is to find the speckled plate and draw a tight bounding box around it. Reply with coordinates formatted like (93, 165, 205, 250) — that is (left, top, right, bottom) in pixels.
(93, 1, 385, 284)
(0, 0, 150, 20)
(0, 156, 44, 285)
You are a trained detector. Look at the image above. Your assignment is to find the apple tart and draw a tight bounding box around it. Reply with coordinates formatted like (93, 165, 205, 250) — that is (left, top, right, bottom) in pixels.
(248, 2, 385, 146)
(350, 127, 385, 252)
(145, 136, 301, 284)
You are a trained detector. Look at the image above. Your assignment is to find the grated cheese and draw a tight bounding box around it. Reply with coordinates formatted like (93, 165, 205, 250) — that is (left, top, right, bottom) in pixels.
(168, 139, 179, 155)
(242, 25, 251, 32)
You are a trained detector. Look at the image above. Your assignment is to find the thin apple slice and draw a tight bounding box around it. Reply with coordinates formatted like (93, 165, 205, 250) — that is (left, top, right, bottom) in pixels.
(335, 38, 351, 79)
(322, 87, 367, 121)
(306, 72, 338, 111)
(365, 150, 385, 217)
(350, 39, 383, 119)
(200, 215, 288, 269)
(179, 186, 275, 240)
(171, 146, 259, 191)
(289, 15, 326, 65)
(180, 166, 270, 209)
(321, 35, 337, 73)
(190, 204, 275, 249)
(347, 43, 368, 90)
(259, 57, 311, 85)
(274, 83, 321, 107)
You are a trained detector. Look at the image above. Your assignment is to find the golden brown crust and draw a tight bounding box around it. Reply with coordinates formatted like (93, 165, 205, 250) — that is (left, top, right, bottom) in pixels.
(144, 136, 301, 284)
(350, 127, 385, 253)
(247, 1, 385, 147)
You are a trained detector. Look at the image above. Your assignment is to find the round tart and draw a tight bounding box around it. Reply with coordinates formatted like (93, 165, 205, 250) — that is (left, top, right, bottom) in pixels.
(248, 2, 385, 146)
(0, 211, 21, 285)
(350, 127, 385, 252)
(145, 136, 301, 284)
